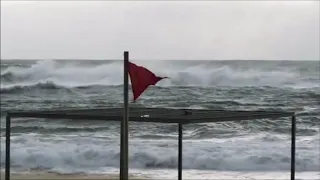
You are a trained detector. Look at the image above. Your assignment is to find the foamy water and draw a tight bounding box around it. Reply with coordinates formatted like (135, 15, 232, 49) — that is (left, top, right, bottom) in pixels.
(1, 60, 319, 179)
(1, 59, 318, 89)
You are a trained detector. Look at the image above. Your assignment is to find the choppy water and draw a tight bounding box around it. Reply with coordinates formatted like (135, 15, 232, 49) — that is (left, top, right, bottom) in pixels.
(0, 60, 319, 179)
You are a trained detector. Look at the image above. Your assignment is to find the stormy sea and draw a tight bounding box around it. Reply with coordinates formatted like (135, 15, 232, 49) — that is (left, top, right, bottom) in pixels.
(0, 59, 319, 179)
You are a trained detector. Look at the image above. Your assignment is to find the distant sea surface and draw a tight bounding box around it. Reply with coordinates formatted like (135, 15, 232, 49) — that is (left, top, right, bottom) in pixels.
(1, 60, 319, 179)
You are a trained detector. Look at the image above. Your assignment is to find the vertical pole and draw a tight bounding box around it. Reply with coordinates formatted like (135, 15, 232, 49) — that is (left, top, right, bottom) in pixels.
(120, 51, 129, 180)
(291, 115, 296, 180)
(178, 123, 183, 180)
(5, 115, 11, 180)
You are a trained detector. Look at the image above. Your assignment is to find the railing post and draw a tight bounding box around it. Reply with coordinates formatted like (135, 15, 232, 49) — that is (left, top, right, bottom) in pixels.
(178, 123, 183, 180)
(5, 115, 11, 180)
(291, 115, 296, 180)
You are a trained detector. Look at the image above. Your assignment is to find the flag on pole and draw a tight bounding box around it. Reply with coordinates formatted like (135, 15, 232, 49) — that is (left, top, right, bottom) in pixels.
(128, 62, 167, 102)
(120, 52, 166, 180)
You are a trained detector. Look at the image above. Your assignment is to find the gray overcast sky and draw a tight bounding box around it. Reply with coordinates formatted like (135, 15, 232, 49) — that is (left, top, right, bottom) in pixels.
(1, 1, 319, 60)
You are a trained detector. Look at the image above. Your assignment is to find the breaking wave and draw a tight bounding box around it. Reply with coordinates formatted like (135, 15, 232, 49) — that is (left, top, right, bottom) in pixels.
(1, 60, 319, 175)
(1, 60, 318, 91)
(0, 134, 319, 173)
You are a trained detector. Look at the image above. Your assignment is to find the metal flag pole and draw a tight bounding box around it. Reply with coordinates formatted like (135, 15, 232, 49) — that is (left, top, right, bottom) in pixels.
(120, 51, 129, 180)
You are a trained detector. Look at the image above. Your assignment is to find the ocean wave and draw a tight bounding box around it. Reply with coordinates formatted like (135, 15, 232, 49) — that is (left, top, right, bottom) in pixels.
(0, 81, 65, 94)
(1, 60, 318, 89)
(1, 134, 319, 172)
(0, 125, 109, 134)
(2, 118, 318, 139)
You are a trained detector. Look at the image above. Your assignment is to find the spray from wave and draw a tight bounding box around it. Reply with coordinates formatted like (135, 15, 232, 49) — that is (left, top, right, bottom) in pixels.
(0, 60, 318, 92)
(1, 133, 319, 173)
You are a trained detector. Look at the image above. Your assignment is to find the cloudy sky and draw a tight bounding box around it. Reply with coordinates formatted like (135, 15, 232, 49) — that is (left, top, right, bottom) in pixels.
(1, 1, 319, 60)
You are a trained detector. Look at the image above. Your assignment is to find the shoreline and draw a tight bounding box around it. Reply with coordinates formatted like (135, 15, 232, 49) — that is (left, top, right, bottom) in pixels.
(1, 169, 319, 180)
(0, 170, 149, 180)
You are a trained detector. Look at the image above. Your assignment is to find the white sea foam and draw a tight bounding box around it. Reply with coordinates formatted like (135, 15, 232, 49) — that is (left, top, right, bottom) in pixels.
(1, 133, 319, 173)
(1, 60, 318, 89)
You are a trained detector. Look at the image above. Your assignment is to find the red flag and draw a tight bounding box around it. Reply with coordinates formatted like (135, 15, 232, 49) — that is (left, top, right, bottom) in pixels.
(128, 62, 167, 102)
